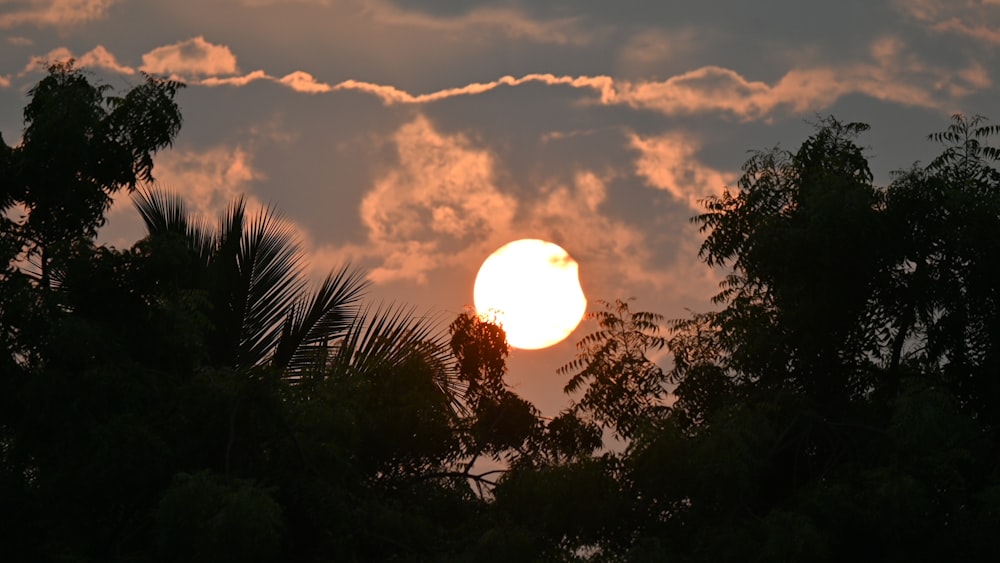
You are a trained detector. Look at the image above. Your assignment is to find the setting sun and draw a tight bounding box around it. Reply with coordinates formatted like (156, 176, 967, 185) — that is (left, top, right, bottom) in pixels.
(474, 239, 587, 350)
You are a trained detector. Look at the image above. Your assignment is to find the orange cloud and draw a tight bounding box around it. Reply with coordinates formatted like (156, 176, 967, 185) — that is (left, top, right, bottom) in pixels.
(19, 44, 133, 76)
(351, 116, 716, 303)
(525, 173, 657, 290)
(333, 73, 617, 104)
(140, 36, 239, 77)
(363, 0, 597, 46)
(199, 70, 270, 87)
(278, 71, 332, 93)
(136, 145, 263, 221)
(22, 46, 74, 73)
(894, 0, 1000, 45)
(629, 132, 736, 210)
(78, 44, 134, 74)
(520, 172, 721, 303)
(617, 28, 702, 77)
(332, 50, 958, 120)
(359, 115, 517, 284)
(0, 0, 120, 29)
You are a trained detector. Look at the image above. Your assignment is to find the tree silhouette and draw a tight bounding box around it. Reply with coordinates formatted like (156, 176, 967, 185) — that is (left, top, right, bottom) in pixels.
(132, 188, 368, 372)
(560, 298, 667, 439)
(617, 115, 1000, 562)
(6, 63, 1000, 560)
(2, 62, 183, 288)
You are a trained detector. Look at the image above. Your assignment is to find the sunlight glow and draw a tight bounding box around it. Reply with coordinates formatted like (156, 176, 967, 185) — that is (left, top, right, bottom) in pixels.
(474, 239, 587, 350)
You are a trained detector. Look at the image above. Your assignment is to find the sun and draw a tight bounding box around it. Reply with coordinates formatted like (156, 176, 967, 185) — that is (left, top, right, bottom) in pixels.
(474, 239, 587, 350)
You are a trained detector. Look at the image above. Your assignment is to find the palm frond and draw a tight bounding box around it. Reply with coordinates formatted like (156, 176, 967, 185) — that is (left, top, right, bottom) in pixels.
(133, 186, 189, 235)
(133, 186, 213, 265)
(328, 303, 467, 414)
(233, 204, 307, 369)
(273, 263, 370, 373)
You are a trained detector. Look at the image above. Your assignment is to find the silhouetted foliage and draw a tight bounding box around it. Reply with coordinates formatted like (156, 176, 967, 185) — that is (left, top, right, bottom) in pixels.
(4, 65, 1000, 561)
(560, 298, 667, 439)
(3, 62, 183, 288)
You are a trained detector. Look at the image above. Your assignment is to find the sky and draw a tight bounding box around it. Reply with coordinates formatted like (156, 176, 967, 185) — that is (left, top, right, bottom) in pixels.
(2, 0, 999, 415)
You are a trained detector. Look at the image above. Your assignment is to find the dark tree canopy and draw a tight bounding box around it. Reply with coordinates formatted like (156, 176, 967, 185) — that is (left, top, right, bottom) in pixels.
(2, 65, 999, 561)
(2, 61, 183, 287)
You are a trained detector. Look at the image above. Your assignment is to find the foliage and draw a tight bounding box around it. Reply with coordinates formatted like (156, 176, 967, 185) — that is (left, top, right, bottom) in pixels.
(4, 65, 1000, 561)
(560, 298, 667, 439)
(133, 188, 370, 372)
(2, 61, 183, 287)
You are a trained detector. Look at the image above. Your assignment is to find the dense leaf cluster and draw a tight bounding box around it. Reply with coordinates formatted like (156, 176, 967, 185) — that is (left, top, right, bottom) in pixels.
(3, 66, 1000, 561)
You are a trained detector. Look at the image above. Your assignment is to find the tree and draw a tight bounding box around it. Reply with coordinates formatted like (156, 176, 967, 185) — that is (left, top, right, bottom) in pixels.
(691, 117, 889, 409)
(559, 298, 667, 440)
(132, 188, 369, 372)
(1, 62, 183, 288)
(620, 115, 1000, 562)
(883, 114, 1000, 421)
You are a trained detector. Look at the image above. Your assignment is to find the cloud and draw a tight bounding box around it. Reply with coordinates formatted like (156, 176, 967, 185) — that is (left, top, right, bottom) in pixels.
(278, 71, 331, 93)
(333, 36, 983, 120)
(77, 44, 134, 74)
(239, 0, 330, 4)
(617, 27, 702, 77)
(517, 172, 721, 303)
(10, 39, 331, 94)
(350, 116, 712, 301)
(137, 145, 264, 221)
(199, 70, 270, 87)
(196, 69, 332, 93)
(140, 36, 239, 77)
(525, 172, 660, 291)
(110, 142, 352, 285)
(106, 143, 264, 252)
(629, 132, 736, 210)
(363, 0, 598, 46)
(21, 46, 73, 73)
(894, 0, 1000, 45)
(933, 18, 1000, 45)
(7, 36, 34, 46)
(359, 115, 517, 284)
(613, 62, 946, 119)
(333, 73, 617, 104)
(0, 75, 10, 88)
(0, 0, 120, 29)
(19, 44, 134, 75)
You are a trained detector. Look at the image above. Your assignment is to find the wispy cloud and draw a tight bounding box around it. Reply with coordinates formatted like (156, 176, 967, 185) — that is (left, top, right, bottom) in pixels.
(10, 35, 980, 119)
(19, 44, 132, 75)
(524, 172, 662, 292)
(110, 144, 264, 223)
(331, 37, 982, 119)
(894, 0, 1000, 45)
(332, 74, 616, 104)
(199, 70, 270, 88)
(0, 0, 120, 29)
(197, 70, 333, 93)
(278, 71, 331, 93)
(348, 115, 710, 299)
(616, 27, 703, 77)
(362, 0, 599, 46)
(79, 44, 134, 74)
(140, 36, 239, 76)
(629, 132, 736, 210)
(359, 115, 517, 284)
(9, 39, 335, 94)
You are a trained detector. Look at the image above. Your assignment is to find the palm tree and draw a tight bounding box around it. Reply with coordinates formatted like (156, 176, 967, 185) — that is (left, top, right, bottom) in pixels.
(133, 188, 369, 373)
(132, 188, 466, 403)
